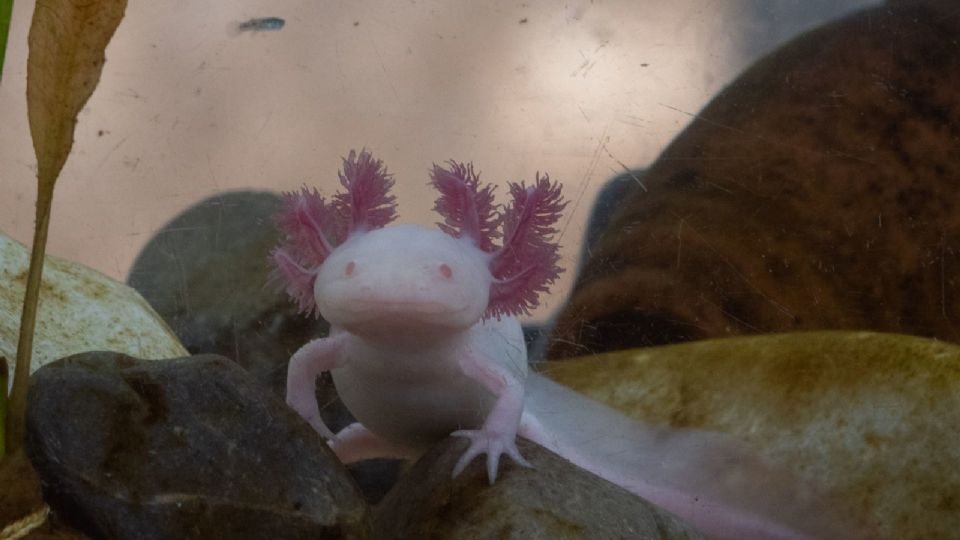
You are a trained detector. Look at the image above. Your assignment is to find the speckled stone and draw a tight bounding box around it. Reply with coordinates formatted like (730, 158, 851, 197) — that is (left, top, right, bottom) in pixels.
(548, 0, 960, 358)
(374, 437, 703, 540)
(0, 232, 186, 381)
(541, 331, 960, 539)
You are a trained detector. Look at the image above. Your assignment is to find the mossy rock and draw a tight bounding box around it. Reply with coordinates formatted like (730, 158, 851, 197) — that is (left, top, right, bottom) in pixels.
(541, 331, 960, 539)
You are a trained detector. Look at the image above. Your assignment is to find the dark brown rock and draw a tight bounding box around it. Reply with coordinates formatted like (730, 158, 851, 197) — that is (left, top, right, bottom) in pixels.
(25, 352, 370, 539)
(374, 437, 702, 539)
(548, 1, 960, 358)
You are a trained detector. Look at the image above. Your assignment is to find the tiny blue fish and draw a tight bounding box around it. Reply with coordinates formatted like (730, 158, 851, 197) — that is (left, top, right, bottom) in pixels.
(236, 17, 285, 33)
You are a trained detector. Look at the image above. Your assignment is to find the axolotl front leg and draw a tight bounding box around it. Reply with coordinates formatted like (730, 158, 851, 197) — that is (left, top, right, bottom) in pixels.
(285, 334, 420, 461)
(286, 334, 532, 480)
(451, 351, 532, 482)
(285, 335, 345, 439)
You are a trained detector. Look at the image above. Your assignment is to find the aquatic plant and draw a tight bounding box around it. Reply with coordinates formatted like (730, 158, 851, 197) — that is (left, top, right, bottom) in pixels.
(0, 0, 11, 82)
(0, 357, 6, 457)
(4, 0, 127, 456)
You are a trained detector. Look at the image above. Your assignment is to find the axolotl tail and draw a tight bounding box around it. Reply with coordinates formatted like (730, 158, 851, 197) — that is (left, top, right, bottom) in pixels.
(519, 373, 871, 540)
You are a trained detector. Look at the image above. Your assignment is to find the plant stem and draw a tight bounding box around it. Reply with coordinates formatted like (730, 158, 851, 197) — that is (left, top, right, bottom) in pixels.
(6, 191, 52, 454)
(1, 356, 7, 460)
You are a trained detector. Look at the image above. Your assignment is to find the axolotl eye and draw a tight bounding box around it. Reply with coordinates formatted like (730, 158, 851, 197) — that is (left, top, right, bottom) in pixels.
(439, 263, 453, 279)
(344, 261, 356, 276)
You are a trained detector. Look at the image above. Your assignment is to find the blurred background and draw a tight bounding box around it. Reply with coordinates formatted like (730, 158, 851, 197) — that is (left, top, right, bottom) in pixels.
(0, 0, 878, 322)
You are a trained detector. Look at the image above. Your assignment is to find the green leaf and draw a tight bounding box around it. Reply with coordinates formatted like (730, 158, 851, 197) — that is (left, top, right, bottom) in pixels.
(0, 0, 11, 83)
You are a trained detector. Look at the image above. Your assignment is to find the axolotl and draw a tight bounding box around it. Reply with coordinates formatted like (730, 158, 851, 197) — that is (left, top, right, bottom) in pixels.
(270, 150, 867, 540)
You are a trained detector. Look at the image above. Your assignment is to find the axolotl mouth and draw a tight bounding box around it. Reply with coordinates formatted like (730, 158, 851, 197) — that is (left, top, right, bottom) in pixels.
(331, 299, 482, 342)
(343, 299, 462, 316)
(322, 294, 484, 333)
(335, 300, 468, 326)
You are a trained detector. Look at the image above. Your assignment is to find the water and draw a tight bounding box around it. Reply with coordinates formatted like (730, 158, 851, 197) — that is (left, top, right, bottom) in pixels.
(5, 1, 959, 538)
(0, 0, 876, 324)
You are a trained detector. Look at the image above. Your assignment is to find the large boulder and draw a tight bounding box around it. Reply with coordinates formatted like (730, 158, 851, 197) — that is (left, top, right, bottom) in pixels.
(548, 0, 960, 358)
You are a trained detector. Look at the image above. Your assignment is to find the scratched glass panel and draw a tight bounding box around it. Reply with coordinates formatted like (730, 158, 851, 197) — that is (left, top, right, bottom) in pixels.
(0, 0, 874, 324)
(11, 0, 960, 538)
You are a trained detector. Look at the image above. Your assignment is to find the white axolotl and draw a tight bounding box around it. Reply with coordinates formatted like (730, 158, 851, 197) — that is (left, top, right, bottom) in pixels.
(270, 150, 868, 540)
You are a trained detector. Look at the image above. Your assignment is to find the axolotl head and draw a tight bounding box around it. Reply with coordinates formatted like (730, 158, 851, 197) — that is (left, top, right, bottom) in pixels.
(315, 224, 492, 338)
(270, 150, 565, 341)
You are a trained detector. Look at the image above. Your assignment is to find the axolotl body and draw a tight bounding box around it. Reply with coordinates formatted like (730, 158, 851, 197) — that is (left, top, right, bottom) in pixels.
(271, 150, 868, 540)
(273, 150, 553, 478)
(294, 225, 531, 475)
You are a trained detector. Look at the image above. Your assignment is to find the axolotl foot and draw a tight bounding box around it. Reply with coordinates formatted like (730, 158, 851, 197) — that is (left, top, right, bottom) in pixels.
(450, 429, 533, 484)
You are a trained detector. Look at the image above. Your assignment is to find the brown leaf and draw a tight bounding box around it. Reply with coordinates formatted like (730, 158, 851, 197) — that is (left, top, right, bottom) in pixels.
(26, 0, 127, 189)
(8, 0, 127, 455)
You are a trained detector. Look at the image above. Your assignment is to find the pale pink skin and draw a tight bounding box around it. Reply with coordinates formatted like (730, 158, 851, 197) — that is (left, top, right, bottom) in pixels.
(273, 151, 868, 540)
(282, 225, 856, 539)
(275, 150, 565, 482)
(286, 224, 532, 480)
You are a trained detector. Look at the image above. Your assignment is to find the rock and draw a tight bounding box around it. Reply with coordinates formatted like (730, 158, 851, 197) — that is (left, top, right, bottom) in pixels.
(125, 191, 398, 502)
(374, 437, 702, 540)
(540, 331, 960, 539)
(0, 232, 187, 383)
(581, 170, 645, 261)
(18, 519, 89, 540)
(25, 352, 370, 539)
(548, 1, 960, 358)
(0, 451, 87, 538)
(126, 191, 324, 398)
(0, 450, 55, 538)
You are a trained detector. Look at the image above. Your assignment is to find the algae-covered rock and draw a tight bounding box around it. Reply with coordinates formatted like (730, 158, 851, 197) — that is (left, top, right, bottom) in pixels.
(0, 232, 186, 382)
(541, 331, 960, 539)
